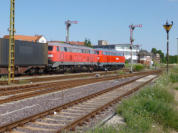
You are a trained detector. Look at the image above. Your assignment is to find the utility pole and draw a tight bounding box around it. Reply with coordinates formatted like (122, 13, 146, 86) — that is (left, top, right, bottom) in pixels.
(65, 20, 78, 43)
(163, 21, 173, 74)
(8, 0, 15, 84)
(129, 24, 142, 73)
(177, 38, 178, 64)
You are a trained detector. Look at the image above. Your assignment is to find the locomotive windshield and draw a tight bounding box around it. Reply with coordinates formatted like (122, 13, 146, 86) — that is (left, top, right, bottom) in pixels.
(48, 46, 53, 51)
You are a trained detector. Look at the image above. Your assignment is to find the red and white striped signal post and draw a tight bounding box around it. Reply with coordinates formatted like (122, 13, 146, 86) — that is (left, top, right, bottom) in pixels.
(129, 24, 142, 73)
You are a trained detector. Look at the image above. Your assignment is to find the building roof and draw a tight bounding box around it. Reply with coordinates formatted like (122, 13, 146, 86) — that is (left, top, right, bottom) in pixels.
(94, 48, 124, 53)
(110, 44, 140, 48)
(69, 41, 84, 45)
(3, 35, 43, 42)
(48, 41, 66, 43)
(93, 45, 115, 49)
(48, 42, 93, 50)
(93, 44, 140, 49)
(138, 50, 151, 56)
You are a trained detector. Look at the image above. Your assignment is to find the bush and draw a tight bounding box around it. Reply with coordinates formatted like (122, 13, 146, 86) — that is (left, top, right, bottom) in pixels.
(133, 64, 144, 71)
(137, 86, 174, 104)
(117, 98, 152, 133)
(175, 87, 178, 90)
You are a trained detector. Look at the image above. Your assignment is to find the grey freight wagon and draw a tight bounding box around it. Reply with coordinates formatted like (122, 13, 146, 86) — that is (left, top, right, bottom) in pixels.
(0, 38, 48, 74)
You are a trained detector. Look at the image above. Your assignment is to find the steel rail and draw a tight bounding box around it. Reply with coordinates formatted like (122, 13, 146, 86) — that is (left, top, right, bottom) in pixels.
(0, 70, 161, 133)
(0, 69, 129, 85)
(60, 74, 159, 132)
(0, 71, 159, 104)
(0, 71, 131, 92)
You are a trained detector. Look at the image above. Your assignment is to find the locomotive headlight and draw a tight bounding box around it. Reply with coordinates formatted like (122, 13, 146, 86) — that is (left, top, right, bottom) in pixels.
(48, 54, 53, 57)
(116, 57, 119, 60)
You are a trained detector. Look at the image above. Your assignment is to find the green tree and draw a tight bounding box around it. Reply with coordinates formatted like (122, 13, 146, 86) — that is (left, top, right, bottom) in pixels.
(157, 50, 165, 63)
(84, 39, 92, 48)
(169, 55, 177, 64)
(151, 48, 157, 55)
(151, 48, 165, 63)
(151, 48, 178, 64)
(84, 39, 88, 46)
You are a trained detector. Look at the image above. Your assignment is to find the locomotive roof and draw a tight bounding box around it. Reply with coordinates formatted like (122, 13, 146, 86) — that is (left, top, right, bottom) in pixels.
(48, 42, 93, 50)
(94, 48, 122, 53)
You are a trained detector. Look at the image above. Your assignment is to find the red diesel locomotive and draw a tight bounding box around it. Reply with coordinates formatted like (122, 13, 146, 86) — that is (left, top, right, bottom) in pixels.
(47, 42, 125, 72)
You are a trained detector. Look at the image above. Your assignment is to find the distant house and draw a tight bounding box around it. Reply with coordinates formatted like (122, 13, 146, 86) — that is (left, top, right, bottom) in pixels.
(69, 41, 85, 45)
(152, 53, 160, 64)
(138, 50, 152, 66)
(98, 40, 108, 46)
(3, 35, 47, 43)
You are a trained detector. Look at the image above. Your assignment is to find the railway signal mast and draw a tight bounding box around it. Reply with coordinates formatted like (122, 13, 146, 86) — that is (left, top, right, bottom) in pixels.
(8, 0, 15, 84)
(163, 21, 173, 74)
(65, 20, 78, 43)
(177, 38, 178, 64)
(129, 24, 142, 73)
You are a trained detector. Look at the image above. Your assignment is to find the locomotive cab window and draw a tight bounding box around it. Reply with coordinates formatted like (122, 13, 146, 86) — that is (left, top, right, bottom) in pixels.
(64, 47, 67, 52)
(48, 46, 53, 51)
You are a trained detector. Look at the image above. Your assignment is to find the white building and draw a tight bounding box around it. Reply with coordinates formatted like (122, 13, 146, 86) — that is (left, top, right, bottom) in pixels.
(93, 44, 140, 63)
(37, 36, 47, 43)
(98, 40, 108, 46)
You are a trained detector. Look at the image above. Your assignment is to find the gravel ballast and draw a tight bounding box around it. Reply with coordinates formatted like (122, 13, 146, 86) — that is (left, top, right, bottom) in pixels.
(0, 76, 140, 127)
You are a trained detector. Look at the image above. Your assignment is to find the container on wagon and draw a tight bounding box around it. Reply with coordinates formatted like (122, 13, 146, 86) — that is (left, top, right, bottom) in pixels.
(0, 38, 48, 67)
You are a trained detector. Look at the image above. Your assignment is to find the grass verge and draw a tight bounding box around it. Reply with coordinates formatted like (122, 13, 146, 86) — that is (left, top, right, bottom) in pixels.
(117, 69, 178, 133)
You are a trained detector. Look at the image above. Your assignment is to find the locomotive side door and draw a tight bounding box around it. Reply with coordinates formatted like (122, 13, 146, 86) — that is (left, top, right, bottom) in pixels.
(60, 47, 64, 62)
(107, 52, 110, 64)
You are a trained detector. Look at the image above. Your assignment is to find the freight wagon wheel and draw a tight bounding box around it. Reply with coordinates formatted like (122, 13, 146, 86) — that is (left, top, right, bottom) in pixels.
(28, 68, 36, 75)
(104, 67, 108, 72)
(89, 67, 94, 73)
(38, 69, 44, 74)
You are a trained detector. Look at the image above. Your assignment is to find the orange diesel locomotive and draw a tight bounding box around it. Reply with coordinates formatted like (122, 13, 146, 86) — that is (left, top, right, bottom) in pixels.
(96, 49, 125, 70)
(48, 42, 125, 72)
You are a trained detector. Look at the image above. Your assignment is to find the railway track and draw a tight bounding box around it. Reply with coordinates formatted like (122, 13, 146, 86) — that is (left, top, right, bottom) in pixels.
(0, 69, 129, 85)
(0, 71, 158, 105)
(0, 70, 160, 133)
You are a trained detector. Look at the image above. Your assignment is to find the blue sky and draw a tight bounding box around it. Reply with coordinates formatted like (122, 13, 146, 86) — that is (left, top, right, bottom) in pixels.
(0, 0, 178, 55)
